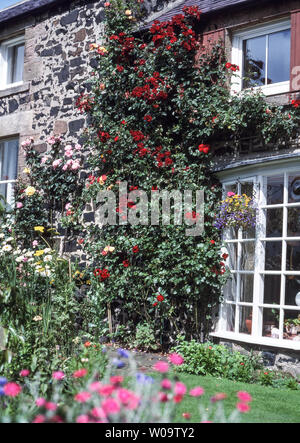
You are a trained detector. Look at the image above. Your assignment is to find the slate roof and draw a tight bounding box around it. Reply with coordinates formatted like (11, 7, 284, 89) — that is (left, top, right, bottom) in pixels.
(0, 0, 258, 25)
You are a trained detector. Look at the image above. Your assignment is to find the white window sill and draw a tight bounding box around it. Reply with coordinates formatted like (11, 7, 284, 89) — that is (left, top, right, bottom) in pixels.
(210, 331, 300, 351)
(231, 81, 290, 97)
(0, 81, 29, 98)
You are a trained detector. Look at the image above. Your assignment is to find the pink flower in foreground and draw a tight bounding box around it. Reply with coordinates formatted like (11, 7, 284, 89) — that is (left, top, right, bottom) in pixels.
(168, 353, 184, 366)
(52, 371, 65, 380)
(174, 382, 187, 396)
(36, 397, 46, 407)
(182, 412, 191, 419)
(19, 369, 30, 377)
(74, 391, 92, 403)
(161, 378, 172, 390)
(16, 202, 23, 209)
(101, 398, 120, 415)
(237, 391, 252, 403)
(91, 407, 106, 419)
(153, 361, 169, 373)
(72, 368, 88, 378)
(89, 381, 102, 392)
(236, 402, 251, 413)
(98, 384, 114, 396)
(45, 402, 57, 411)
(32, 414, 46, 423)
(117, 388, 139, 410)
(76, 414, 90, 423)
(3, 382, 22, 397)
(189, 386, 204, 397)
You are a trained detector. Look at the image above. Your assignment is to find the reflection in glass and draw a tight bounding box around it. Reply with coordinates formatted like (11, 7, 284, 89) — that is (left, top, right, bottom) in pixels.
(262, 308, 279, 338)
(263, 275, 281, 305)
(289, 174, 300, 203)
(239, 306, 252, 335)
(226, 243, 238, 270)
(240, 242, 255, 270)
(240, 274, 253, 303)
(241, 182, 254, 198)
(267, 175, 284, 205)
(223, 274, 237, 302)
(243, 35, 266, 88)
(286, 276, 300, 306)
(266, 208, 283, 237)
(224, 304, 235, 332)
(287, 208, 300, 237)
(264, 241, 282, 270)
(286, 241, 300, 271)
(268, 30, 290, 84)
(284, 309, 300, 340)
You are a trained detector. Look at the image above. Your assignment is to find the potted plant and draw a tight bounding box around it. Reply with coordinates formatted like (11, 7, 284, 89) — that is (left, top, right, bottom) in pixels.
(284, 315, 300, 335)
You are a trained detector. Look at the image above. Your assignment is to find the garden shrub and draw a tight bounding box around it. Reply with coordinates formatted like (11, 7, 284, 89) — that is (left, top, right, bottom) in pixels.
(172, 337, 261, 382)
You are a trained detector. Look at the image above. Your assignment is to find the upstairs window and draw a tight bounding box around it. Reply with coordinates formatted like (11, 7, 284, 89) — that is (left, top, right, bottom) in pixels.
(0, 138, 18, 206)
(231, 20, 291, 96)
(0, 36, 25, 90)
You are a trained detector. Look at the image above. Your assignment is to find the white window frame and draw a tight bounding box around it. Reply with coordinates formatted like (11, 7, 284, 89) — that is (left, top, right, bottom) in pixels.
(0, 35, 25, 91)
(211, 159, 300, 351)
(231, 19, 291, 96)
(0, 138, 19, 206)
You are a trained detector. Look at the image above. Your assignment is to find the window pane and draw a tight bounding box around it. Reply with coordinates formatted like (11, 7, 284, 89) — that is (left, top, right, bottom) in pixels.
(240, 274, 253, 303)
(286, 276, 300, 307)
(243, 35, 266, 88)
(225, 242, 238, 270)
(287, 208, 300, 237)
(240, 242, 255, 270)
(267, 29, 290, 84)
(286, 241, 300, 271)
(284, 310, 300, 341)
(262, 308, 279, 338)
(239, 306, 252, 335)
(223, 274, 237, 302)
(288, 174, 300, 203)
(222, 303, 235, 332)
(0, 140, 18, 181)
(263, 274, 281, 305)
(7, 43, 24, 84)
(264, 241, 282, 270)
(265, 208, 283, 237)
(267, 175, 284, 205)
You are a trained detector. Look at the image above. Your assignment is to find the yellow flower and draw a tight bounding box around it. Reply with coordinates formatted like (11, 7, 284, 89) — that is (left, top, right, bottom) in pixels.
(34, 250, 45, 257)
(34, 226, 45, 233)
(104, 245, 115, 252)
(23, 167, 31, 174)
(25, 186, 36, 196)
(125, 9, 132, 15)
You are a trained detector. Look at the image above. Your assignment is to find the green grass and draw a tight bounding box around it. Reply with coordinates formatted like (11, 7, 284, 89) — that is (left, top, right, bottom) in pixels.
(168, 372, 300, 423)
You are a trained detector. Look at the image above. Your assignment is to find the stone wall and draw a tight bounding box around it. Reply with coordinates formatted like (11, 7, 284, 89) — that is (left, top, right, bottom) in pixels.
(215, 338, 300, 377)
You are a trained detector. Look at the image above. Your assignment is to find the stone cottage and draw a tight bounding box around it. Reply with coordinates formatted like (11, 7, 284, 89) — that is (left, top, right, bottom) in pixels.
(0, 0, 300, 373)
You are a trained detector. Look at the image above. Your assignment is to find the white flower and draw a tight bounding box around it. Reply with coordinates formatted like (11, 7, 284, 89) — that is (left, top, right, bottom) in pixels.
(44, 255, 52, 262)
(2, 245, 12, 252)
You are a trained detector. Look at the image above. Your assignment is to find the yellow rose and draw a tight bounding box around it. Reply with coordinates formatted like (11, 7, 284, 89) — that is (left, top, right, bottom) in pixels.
(125, 9, 132, 15)
(34, 250, 45, 257)
(34, 226, 45, 233)
(23, 167, 31, 174)
(25, 186, 36, 196)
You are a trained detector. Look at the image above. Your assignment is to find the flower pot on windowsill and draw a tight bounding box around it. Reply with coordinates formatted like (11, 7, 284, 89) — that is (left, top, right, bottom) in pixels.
(245, 316, 252, 334)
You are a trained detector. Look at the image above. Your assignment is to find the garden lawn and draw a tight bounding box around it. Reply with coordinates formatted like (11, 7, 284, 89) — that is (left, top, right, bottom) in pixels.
(169, 372, 300, 423)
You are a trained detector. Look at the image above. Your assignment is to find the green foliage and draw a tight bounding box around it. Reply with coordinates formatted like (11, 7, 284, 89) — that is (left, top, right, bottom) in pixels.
(173, 337, 261, 382)
(134, 322, 158, 351)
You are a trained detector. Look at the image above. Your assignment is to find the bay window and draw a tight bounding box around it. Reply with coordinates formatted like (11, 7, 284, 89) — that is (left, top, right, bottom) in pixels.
(212, 161, 300, 350)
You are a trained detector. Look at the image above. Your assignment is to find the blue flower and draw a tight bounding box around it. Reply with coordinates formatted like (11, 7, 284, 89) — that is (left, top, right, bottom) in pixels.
(0, 387, 4, 396)
(0, 377, 7, 387)
(136, 373, 154, 384)
(112, 358, 125, 368)
(117, 348, 130, 359)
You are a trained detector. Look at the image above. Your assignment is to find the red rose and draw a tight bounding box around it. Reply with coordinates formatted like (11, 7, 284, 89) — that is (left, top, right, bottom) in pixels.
(116, 65, 124, 72)
(210, 240, 215, 245)
(157, 294, 164, 302)
(222, 253, 229, 260)
(132, 245, 139, 253)
(144, 115, 152, 122)
(123, 260, 130, 268)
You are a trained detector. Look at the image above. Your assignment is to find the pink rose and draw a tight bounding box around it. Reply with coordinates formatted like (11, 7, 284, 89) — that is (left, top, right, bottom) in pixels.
(16, 202, 23, 209)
